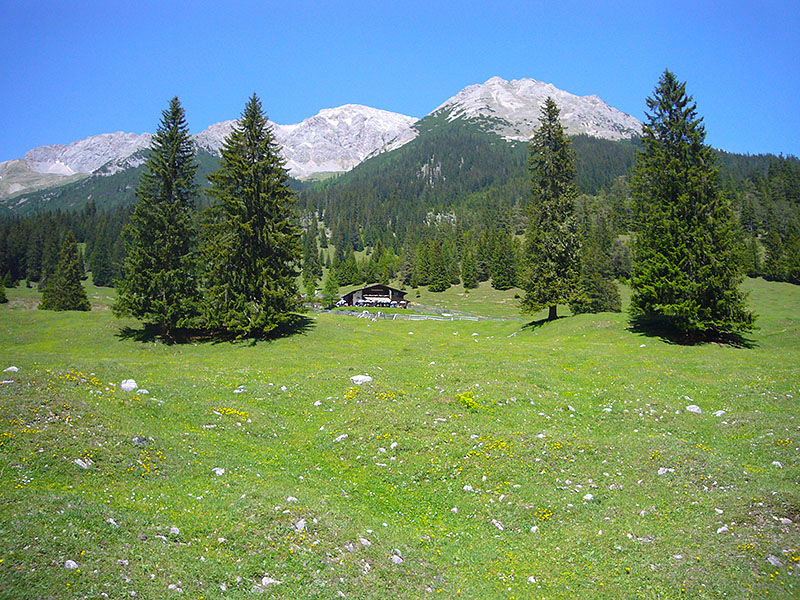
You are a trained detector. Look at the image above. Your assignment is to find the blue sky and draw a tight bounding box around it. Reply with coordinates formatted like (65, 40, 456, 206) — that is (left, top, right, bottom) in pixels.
(1, 0, 798, 161)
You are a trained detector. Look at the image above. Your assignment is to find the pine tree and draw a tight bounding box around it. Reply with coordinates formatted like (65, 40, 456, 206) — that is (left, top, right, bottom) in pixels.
(114, 97, 199, 336)
(201, 94, 300, 337)
(522, 98, 581, 320)
(630, 70, 754, 338)
(491, 230, 517, 290)
(39, 231, 90, 311)
(321, 268, 340, 309)
(461, 248, 478, 290)
(0, 282, 7, 304)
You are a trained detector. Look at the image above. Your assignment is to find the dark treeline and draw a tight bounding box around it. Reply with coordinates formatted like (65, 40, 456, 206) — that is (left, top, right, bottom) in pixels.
(0, 201, 129, 289)
(2, 129, 799, 296)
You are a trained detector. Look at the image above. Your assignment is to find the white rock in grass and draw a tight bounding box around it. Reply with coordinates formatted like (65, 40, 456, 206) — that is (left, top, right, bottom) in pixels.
(767, 555, 783, 567)
(491, 519, 504, 531)
(359, 537, 371, 547)
(333, 434, 348, 443)
(350, 375, 373, 385)
(685, 405, 702, 414)
(657, 468, 675, 475)
(212, 467, 225, 476)
(528, 576, 537, 584)
(286, 496, 298, 503)
(463, 484, 474, 492)
(261, 576, 282, 586)
(772, 461, 783, 468)
(713, 410, 726, 417)
(74, 458, 92, 469)
(3, 366, 19, 372)
(295, 518, 306, 532)
(716, 524, 729, 534)
(583, 493, 594, 501)
(64, 560, 79, 569)
(169, 526, 180, 536)
(120, 379, 138, 392)
(390, 554, 404, 565)
(530, 525, 539, 533)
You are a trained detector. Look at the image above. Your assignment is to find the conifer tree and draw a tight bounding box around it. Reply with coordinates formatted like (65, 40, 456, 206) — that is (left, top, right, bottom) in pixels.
(114, 97, 199, 336)
(630, 70, 754, 338)
(0, 281, 7, 304)
(201, 94, 300, 337)
(522, 98, 581, 320)
(321, 268, 340, 309)
(461, 248, 478, 290)
(39, 231, 90, 311)
(491, 230, 517, 290)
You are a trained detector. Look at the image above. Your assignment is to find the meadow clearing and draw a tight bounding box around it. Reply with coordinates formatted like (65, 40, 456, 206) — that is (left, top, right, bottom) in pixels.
(0, 278, 798, 599)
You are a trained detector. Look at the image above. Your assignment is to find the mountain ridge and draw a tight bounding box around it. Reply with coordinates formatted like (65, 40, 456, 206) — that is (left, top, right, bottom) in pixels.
(0, 76, 642, 204)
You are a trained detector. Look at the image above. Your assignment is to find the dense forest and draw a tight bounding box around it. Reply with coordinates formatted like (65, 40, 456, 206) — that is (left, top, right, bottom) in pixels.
(1, 120, 799, 299)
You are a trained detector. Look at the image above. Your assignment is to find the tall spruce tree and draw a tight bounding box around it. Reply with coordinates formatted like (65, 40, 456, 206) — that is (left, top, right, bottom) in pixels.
(201, 94, 300, 337)
(114, 97, 199, 336)
(39, 230, 90, 311)
(522, 98, 581, 320)
(630, 70, 754, 338)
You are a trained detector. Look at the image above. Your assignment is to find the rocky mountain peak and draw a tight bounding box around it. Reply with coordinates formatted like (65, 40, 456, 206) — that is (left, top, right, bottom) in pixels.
(433, 76, 641, 141)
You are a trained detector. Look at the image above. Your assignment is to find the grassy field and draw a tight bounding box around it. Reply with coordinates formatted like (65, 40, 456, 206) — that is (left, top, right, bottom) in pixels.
(0, 278, 798, 599)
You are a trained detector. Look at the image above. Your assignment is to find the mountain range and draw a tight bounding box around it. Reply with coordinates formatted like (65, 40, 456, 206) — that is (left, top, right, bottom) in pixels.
(0, 76, 641, 207)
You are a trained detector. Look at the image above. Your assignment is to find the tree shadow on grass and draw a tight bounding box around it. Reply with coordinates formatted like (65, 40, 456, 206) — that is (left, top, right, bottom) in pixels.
(628, 316, 757, 349)
(521, 316, 561, 332)
(116, 314, 315, 346)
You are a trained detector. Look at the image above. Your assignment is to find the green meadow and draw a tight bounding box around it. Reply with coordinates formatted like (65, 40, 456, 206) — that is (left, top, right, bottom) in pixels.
(0, 278, 798, 599)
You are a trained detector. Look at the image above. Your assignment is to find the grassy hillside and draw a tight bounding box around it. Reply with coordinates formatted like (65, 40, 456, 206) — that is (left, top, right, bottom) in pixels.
(1, 279, 798, 599)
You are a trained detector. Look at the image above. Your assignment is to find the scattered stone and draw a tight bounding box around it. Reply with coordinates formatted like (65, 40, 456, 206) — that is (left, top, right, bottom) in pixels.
(261, 576, 282, 586)
(716, 525, 729, 534)
(685, 404, 702, 414)
(527, 576, 537, 584)
(772, 461, 784, 468)
(767, 555, 783, 567)
(212, 467, 225, 476)
(712, 410, 726, 417)
(333, 434, 348, 443)
(286, 496, 298, 503)
(295, 518, 306, 532)
(3, 366, 19, 372)
(359, 537, 371, 547)
(530, 525, 539, 533)
(451, 507, 458, 514)
(280, 386, 288, 391)
(169, 527, 180, 536)
(714, 508, 723, 515)
(778, 517, 793, 526)
(344, 542, 355, 553)
(73, 458, 92, 469)
(138, 389, 149, 395)
(138, 534, 147, 541)
(350, 375, 373, 385)
(583, 493, 594, 501)
(107, 518, 120, 528)
(120, 379, 138, 392)
(64, 560, 79, 569)
(132, 436, 150, 446)
(391, 554, 404, 565)
(657, 468, 675, 475)
(313, 400, 322, 406)
(167, 583, 183, 592)
(233, 385, 244, 394)
(463, 484, 474, 492)
(568, 405, 576, 412)
(491, 519, 504, 531)
(118, 559, 129, 566)
(390, 442, 398, 450)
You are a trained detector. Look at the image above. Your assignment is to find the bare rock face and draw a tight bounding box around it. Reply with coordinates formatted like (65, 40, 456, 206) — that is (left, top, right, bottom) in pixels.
(24, 132, 152, 175)
(431, 76, 641, 141)
(192, 104, 418, 179)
